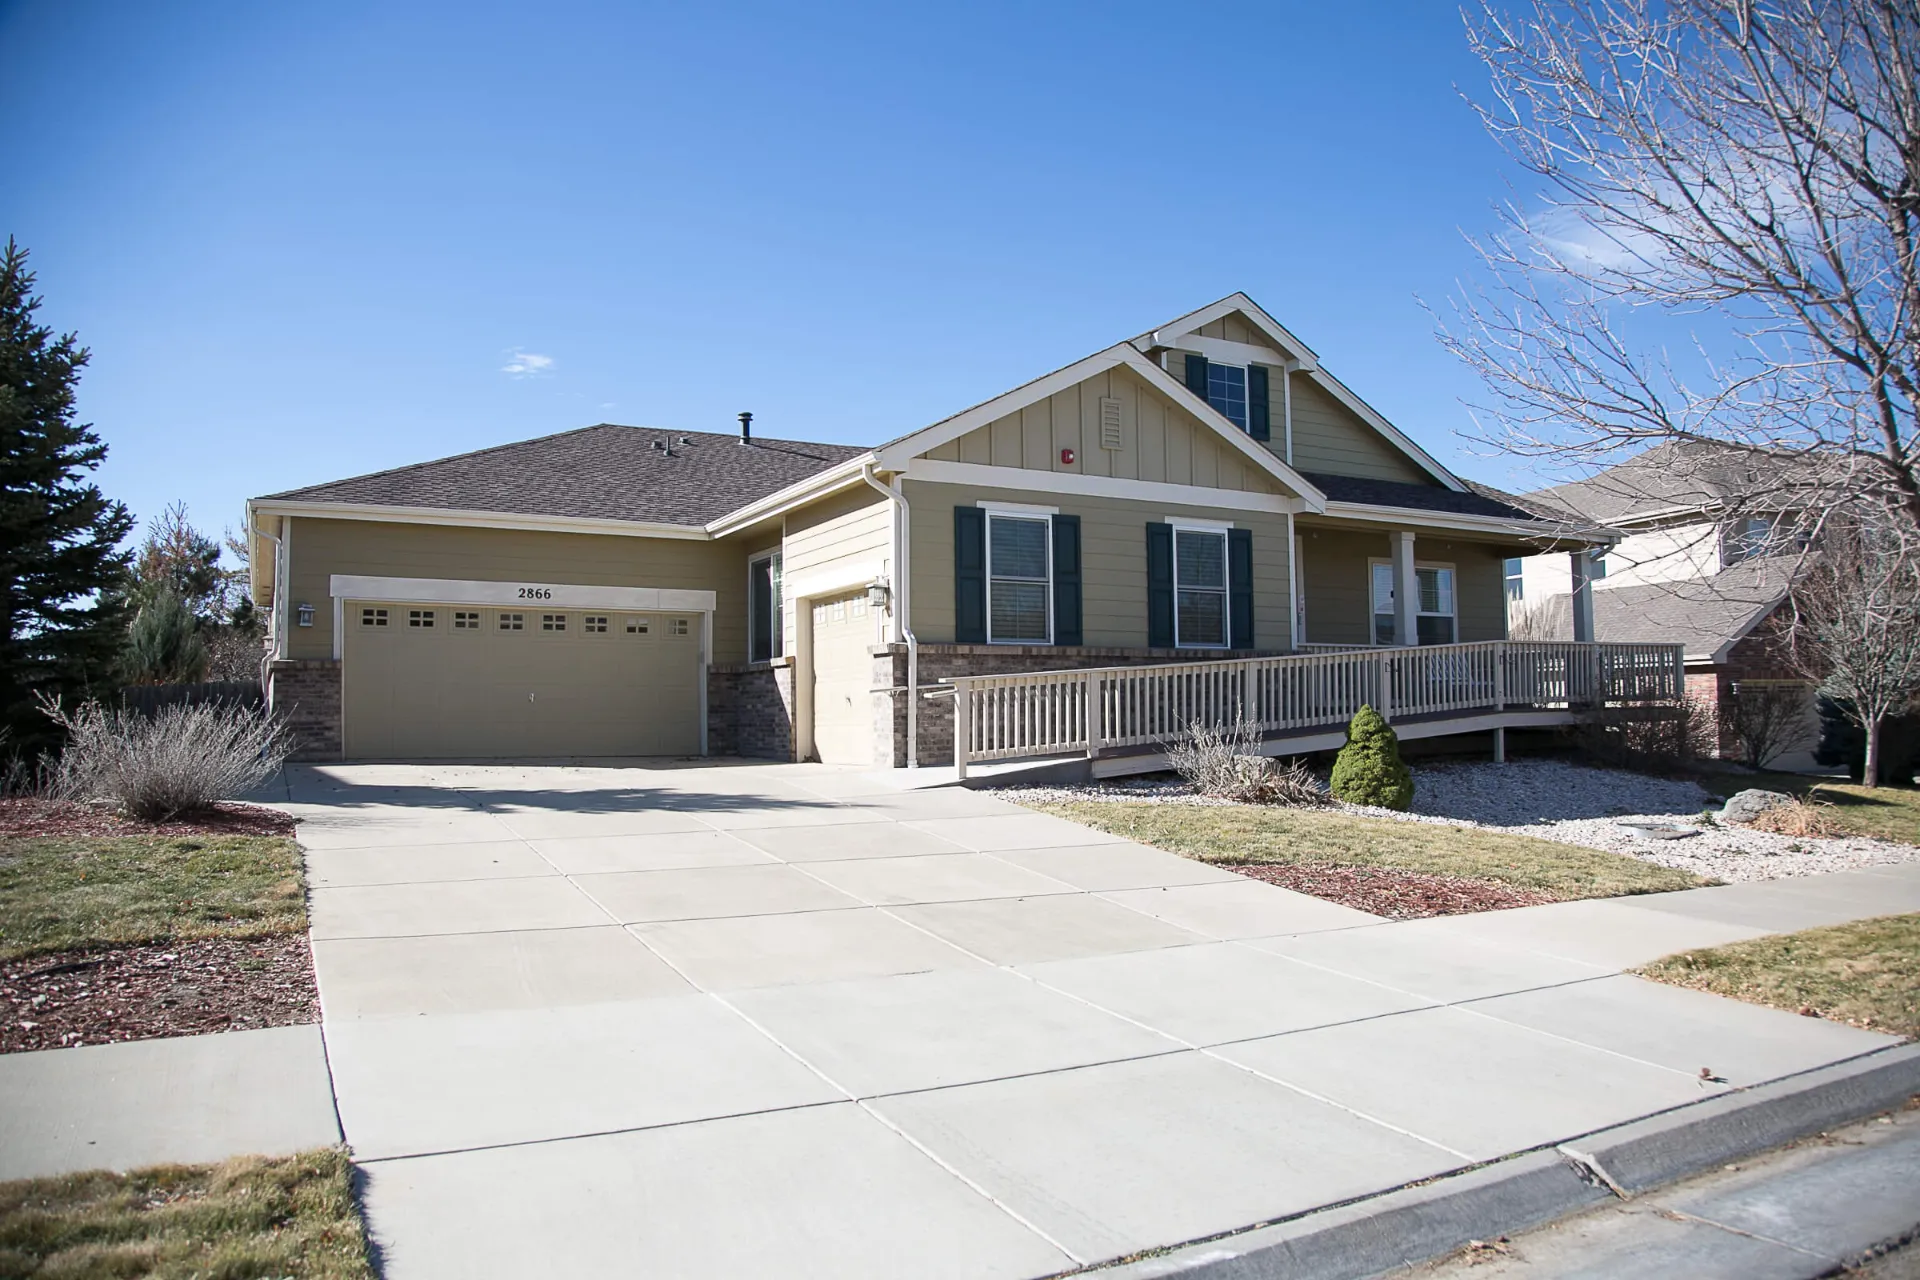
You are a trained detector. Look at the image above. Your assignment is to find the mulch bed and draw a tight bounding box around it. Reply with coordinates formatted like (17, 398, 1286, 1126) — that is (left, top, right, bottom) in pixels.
(0, 798, 296, 840)
(1, 935, 318, 1054)
(1230, 863, 1561, 919)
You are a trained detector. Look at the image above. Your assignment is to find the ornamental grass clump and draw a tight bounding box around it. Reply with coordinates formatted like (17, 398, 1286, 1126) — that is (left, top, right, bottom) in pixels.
(39, 695, 294, 822)
(1329, 705, 1414, 810)
(1164, 718, 1327, 806)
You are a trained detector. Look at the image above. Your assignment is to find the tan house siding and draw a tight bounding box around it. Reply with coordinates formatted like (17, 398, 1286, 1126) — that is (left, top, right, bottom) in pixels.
(1197, 315, 1262, 344)
(924, 367, 1284, 495)
(904, 479, 1292, 651)
(778, 485, 892, 636)
(1286, 377, 1432, 485)
(1297, 526, 1510, 646)
(284, 517, 750, 663)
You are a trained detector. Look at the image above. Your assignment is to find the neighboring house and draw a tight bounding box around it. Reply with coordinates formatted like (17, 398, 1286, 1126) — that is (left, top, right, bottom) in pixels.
(246, 293, 1605, 765)
(1511, 443, 1817, 768)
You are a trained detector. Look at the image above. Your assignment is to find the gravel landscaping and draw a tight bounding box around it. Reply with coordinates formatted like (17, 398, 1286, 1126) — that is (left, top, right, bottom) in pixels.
(1000, 758, 1919, 884)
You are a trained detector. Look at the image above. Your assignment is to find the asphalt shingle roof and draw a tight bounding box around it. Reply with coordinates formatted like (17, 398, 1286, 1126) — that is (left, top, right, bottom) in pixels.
(261, 425, 870, 527)
(1303, 472, 1565, 524)
(1521, 555, 1796, 659)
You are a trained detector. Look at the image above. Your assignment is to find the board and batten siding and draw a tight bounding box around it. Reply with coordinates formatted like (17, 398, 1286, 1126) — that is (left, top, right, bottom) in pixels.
(904, 479, 1292, 651)
(922, 366, 1285, 496)
(778, 485, 892, 637)
(1296, 525, 1511, 647)
(283, 517, 750, 663)
(1285, 376, 1433, 485)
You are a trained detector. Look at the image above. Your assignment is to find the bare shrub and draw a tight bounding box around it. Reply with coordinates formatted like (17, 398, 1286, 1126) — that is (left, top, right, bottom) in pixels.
(1745, 797, 1841, 838)
(1723, 682, 1813, 770)
(1165, 718, 1327, 806)
(1571, 698, 1713, 776)
(39, 694, 294, 821)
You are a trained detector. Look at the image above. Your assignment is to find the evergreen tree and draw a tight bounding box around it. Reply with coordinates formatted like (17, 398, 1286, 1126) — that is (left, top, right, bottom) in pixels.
(1329, 705, 1415, 810)
(130, 501, 224, 617)
(123, 587, 208, 685)
(0, 238, 134, 745)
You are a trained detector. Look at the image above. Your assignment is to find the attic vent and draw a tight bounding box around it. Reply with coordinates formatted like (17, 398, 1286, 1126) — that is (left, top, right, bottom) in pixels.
(1099, 397, 1124, 450)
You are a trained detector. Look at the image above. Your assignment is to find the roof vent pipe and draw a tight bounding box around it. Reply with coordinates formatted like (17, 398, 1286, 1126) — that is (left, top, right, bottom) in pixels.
(738, 411, 753, 444)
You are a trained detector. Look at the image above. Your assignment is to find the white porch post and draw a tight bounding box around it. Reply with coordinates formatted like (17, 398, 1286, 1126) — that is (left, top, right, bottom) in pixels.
(1392, 531, 1418, 647)
(1569, 549, 1597, 644)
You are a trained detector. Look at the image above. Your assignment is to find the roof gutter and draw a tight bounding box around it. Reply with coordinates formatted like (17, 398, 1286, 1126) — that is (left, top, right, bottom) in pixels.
(247, 500, 709, 540)
(704, 454, 876, 537)
(1318, 500, 1621, 544)
(859, 463, 918, 769)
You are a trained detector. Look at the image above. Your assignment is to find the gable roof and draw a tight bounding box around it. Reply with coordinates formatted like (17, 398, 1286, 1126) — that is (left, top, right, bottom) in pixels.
(1523, 554, 1795, 661)
(260, 424, 868, 528)
(1525, 441, 1840, 527)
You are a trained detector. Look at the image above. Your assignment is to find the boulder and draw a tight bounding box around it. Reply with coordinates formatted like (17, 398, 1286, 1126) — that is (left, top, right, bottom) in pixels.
(1722, 788, 1794, 825)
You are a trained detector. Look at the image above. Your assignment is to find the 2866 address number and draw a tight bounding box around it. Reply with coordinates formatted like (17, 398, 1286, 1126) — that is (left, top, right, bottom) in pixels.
(516, 587, 553, 600)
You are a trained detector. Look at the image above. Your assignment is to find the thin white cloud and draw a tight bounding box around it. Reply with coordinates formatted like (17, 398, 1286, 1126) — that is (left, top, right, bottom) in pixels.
(501, 349, 555, 378)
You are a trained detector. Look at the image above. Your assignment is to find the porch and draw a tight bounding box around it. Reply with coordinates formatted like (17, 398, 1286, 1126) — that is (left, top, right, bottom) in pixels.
(935, 640, 1683, 781)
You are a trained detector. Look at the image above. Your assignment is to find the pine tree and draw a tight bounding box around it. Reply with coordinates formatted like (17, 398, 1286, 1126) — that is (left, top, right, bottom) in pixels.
(0, 238, 134, 746)
(1329, 705, 1415, 810)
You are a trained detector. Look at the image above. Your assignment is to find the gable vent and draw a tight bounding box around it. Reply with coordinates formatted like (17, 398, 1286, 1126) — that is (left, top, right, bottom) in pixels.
(1099, 397, 1124, 450)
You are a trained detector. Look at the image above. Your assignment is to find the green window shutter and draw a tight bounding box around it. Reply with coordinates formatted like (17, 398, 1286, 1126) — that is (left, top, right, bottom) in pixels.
(1146, 522, 1174, 649)
(1051, 514, 1082, 646)
(954, 507, 986, 644)
(1248, 366, 1271, 441)
(1184, 353, 1209, 397)
(1228, 528, 1255, 650)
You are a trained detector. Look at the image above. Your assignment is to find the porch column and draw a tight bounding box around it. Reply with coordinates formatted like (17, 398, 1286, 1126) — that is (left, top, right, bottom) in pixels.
(1569, 549, 1597, 643)
(1392, 530, 1418, 647)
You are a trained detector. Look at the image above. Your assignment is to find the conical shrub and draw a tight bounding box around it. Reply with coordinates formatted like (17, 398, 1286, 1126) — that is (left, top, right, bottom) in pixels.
(1329, 704, 1414, 810)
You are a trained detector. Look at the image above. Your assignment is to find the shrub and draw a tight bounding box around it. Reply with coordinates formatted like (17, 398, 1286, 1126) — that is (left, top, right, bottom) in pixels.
(1329, 705, 1413, 810)
(1745, 797, 1842, 838)
(39, 695, 293, 820)
(1164, 719, 1327, 806)
(1723, 682, 1813, 770)
(1571, 697, 1712, 776)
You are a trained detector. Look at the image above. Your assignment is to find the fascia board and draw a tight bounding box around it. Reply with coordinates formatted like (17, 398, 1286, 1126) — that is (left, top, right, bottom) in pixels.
(1321, 500, 1620, 543)
(1135, 293, 1320, 368)
(250, 500, 709, 540)
(1114, 347, 1328, 512)
(871, 347, 1134, 471)
(705, 456, 876, 535)
(1300, 366, 1466, 492)
(903, 458, 1304, 515)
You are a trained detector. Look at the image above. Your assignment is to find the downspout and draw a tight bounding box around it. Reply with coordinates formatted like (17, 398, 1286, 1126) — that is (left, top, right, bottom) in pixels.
(860, 464, 919, 768)
(249, 516, 285, 693)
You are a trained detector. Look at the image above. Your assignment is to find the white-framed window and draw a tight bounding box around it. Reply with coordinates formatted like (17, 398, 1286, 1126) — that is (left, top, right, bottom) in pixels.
(1173, 525, 1229, 648)
(1205, 363, 1249, 431)
(499, 612, 525, 631)
(360, 607, 388, 627)
(1371, 562, 1456, 645)
(749, 551, 782, 662)
(669, 618, 689, 636)
(452, 610, 480, 630)
(541, 613, 566, 632)
(582, 615, 609, 633)
(625, 617, 650, 635)
(987, 512, 1051, 643)
(407, 609, 435, 628)
(1503, 557, 1524, 604)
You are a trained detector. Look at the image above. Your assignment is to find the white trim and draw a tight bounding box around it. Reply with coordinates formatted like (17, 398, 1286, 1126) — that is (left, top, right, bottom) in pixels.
(1282, 363, 1295, 465)
(253, 500, 708, 540)
(1149, 333, 1293, 371)
(985, 511, 1053, 646)
(704, 457, 876, 536)
(1321, 500, 1611, 543)
(976, 499, 1059, 516)
(329, 574, 717, 613)
(784, 558, 887, 603)
(1132, 293, 1320, 370)
(1170, 524, 1230, 650)
(908, 459, 1302, 515)
(873, 347, 1135, 469)
(747, 549, 784, 664)
(1289, 516, 1303, 645)
(1369, 557, 1458, 645)
(1165, 515, 1234, 531)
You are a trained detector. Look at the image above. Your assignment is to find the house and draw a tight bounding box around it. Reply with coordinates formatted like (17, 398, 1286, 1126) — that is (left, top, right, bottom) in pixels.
(1509, 442, 1818, 768)
(246, 294, 1615, 766)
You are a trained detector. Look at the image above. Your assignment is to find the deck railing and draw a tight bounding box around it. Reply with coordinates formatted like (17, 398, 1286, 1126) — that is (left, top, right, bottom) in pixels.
(942, 640, 1683, 778)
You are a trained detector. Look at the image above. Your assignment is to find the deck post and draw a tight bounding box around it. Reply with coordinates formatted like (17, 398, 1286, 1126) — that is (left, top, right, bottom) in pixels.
(1493, 725, 1506, 764)
(953, 680, 970, 782)
(1085, 672, 1103, 760)
(1492, 641, 1506, 711)
(1241, 660, 1258, 729)
(1375, 650, 1392, 723)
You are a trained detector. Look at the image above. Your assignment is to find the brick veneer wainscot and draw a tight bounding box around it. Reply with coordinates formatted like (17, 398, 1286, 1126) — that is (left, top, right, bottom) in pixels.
(707, 659, 796, 760)
(265, 659, 342, 761)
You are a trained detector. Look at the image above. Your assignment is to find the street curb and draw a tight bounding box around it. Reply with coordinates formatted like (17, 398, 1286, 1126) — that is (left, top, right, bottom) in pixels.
(1095, 1043, 1920, 1279)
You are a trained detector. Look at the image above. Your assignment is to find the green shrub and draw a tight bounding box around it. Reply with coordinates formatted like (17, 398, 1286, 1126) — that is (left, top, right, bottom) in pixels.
(1329, 705, 1414, 810)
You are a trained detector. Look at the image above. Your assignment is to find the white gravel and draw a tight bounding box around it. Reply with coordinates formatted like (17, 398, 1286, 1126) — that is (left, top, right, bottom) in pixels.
(997, 758, 1918, 884)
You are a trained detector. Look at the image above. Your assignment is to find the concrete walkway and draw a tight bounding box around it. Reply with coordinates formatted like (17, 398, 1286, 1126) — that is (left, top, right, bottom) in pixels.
(270, 759, 1919, 1279)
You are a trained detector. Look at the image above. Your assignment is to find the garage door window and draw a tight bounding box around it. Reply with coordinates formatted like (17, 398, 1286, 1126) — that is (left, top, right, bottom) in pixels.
(499, 612, 524, 631)
(583, 615, 609, 633)
(408, 610, 435, 629)
(542, 614, 567, 632)
(453, 611, 480, 630)
(361, 608, 388, 627)
(625, 617, 650, 635)
(669, 618, 689, 636)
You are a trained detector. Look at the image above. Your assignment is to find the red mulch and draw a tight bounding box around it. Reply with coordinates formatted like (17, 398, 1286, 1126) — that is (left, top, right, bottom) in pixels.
(0, 798, 295, 840)
(1231, 863, 1561, 919)
(1, 935, 318, 1054)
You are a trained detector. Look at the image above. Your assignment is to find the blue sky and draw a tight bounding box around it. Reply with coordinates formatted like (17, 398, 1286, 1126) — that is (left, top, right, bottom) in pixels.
(3, 1, 1549, 560)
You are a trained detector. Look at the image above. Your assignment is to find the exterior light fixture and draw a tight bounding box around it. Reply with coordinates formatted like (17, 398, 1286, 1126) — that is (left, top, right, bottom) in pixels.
(296, 602, 315, 627)
(866, 580, 891, 612)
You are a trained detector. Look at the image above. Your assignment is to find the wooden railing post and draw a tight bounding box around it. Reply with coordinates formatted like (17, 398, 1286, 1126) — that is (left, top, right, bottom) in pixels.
(1241, 660, 1258, 729)
(1085, 672, 1103, 761)
(953, 679, 971, 781)
(1492, 641, 1505, 711)
(1376, 650, 1392, 723)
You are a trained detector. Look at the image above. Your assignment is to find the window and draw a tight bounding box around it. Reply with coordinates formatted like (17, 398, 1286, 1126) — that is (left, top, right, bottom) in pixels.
(1503, 558, 1524, 605)
(1371, 563, 1456, 645)
(360, 608, 388, 627)
(987, 513, 1051, 643)
(1723, 517, 1773, 566)
(499, 612, 524, 631)
(669, 618, 689, 636)
(583, 615, 609, 633)
(625, 617, 650, 635)
(1173, 527, 1228, 648)
(1205, 363, 1248, 431)
(541, 613, 566, 632)
(749, 551, 783, 662)
(407, 609, 435, 628)
(453, 611, 480, 630)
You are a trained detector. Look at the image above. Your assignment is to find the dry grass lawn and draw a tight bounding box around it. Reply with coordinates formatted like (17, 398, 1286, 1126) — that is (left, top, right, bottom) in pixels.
(1028, 800, 1707, 901)
(0, 835, 305, 962)
(0, 1148, 373, 1279)
(1636, 913, 1920, 1038)
(1701, 775, 1920, 846)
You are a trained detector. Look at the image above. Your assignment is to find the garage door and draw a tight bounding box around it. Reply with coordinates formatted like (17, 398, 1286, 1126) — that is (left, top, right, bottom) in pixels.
(810, 589, 875, 764)
(343, 602, 703, 759)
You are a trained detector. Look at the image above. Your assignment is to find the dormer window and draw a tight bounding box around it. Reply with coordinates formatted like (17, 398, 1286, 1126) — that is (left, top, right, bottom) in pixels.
(1181, 354, 1270, 440)
(1206, 364, 1248, 431)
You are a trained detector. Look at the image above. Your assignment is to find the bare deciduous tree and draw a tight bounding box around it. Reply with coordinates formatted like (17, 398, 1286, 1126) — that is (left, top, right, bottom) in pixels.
(1722, 680, 1812, 768)
(1441, 0, 1919, 540)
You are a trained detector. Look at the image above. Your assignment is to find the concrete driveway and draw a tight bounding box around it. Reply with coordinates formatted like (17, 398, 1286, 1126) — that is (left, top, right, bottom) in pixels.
(276, 760, 1913, 1279)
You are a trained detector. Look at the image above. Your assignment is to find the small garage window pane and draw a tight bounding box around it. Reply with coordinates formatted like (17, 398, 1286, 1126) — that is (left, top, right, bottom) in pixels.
(499, 613, 524, 631)
(625, 617, 650, 635)
(453, 611, 480, 630)
(669, 618, 689, 636)
(361, 608, 388, 627)
(408, 610, 435, 628)
(583, 615, 609, 633)
(542, 614, 567, 632)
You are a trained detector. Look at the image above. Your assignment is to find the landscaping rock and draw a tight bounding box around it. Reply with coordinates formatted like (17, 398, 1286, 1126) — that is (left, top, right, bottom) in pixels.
(1722, 789, 1795, 825)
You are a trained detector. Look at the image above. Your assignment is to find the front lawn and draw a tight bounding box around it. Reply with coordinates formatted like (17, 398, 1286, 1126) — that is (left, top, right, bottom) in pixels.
(1698, 774, 1920, 847)
(1636, 913, 1920, 1038)
(0, 1148, 373, 1279)
(0, 834, 305, 963)
(1027, 800, 1708, 909)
